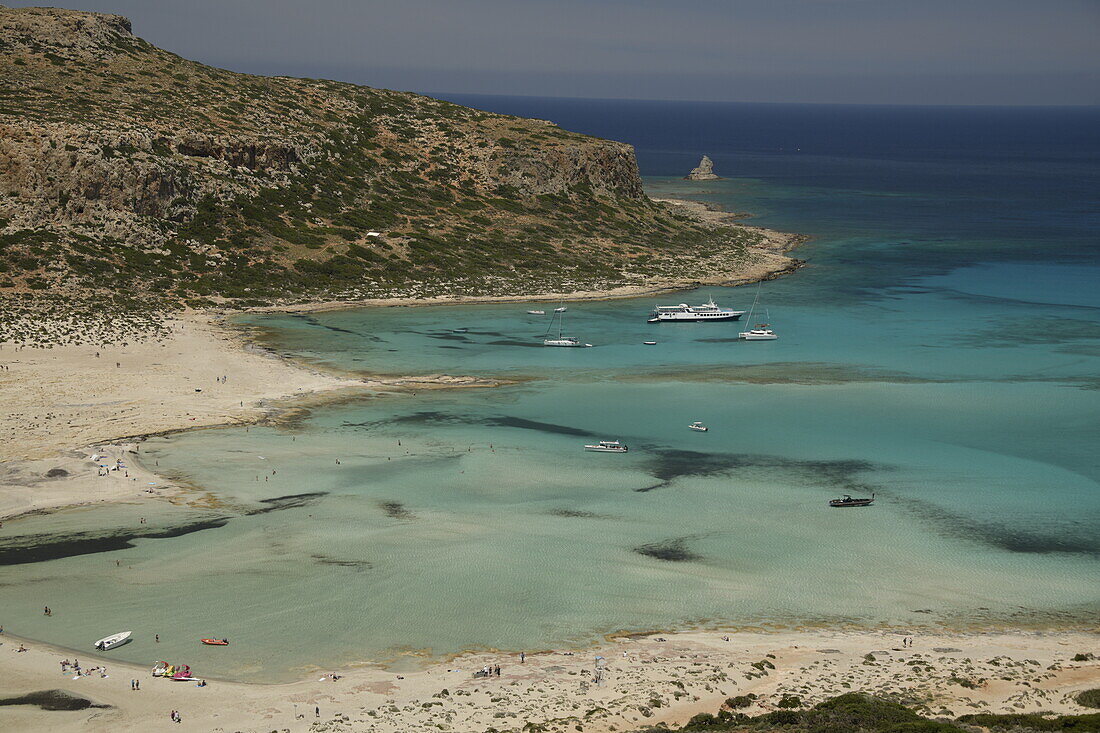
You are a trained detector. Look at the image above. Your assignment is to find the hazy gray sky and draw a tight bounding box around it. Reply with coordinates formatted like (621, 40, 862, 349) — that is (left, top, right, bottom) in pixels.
(8, 0, 1099, 104)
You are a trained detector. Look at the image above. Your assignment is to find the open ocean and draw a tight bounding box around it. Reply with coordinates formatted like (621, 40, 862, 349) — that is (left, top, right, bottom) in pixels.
(2, 98, 1098, 681)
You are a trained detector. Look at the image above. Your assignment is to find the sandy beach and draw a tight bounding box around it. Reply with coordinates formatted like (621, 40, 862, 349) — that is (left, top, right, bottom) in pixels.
(1, 627, 1097, 731)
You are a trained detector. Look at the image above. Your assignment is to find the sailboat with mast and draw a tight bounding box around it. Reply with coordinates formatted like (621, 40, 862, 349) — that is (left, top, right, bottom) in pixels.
(543, 308, 592, 347)
(738, 283, 778, 340)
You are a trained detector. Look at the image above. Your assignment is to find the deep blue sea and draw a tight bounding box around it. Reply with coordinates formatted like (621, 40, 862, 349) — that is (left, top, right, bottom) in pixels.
(2, 99, 1098, 681)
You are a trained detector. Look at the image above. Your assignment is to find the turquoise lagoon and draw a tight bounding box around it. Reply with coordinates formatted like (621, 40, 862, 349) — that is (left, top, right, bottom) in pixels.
(2, 103, 1098, 681)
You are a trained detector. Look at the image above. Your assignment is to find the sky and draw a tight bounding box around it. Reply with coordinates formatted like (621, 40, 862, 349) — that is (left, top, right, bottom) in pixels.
(7, 0, 1100, 105)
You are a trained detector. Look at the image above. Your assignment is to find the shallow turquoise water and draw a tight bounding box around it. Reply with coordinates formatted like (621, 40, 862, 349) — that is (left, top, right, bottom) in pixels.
(2, 103, 1099, 681)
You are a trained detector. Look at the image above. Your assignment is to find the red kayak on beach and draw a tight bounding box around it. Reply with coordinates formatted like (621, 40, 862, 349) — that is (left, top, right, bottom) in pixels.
(201, 638, 229, 646)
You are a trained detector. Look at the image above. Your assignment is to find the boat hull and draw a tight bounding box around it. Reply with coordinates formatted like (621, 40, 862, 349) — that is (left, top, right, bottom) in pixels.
(584, 447, 628, 452)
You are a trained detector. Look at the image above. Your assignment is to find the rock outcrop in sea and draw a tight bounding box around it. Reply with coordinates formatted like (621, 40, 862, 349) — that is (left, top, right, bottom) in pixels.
(685, 155, 721, 180)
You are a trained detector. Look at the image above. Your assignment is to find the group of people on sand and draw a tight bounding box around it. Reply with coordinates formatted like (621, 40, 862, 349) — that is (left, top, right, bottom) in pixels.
(475, 664, 503, 678)
(61, 658, 108, 677)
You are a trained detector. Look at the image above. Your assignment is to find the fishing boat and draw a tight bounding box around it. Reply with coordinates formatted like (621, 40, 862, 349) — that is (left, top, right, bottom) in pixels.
(93, 631, 132, 651)
(527, 310, 546, 315)
(828, 493, 875, 508)
(201, 638, 230, 646)
(648, 297, 745, 323)
(543, 309, 592, 347)
(584, 440, 628, 453)
(688, 421, 709, 432)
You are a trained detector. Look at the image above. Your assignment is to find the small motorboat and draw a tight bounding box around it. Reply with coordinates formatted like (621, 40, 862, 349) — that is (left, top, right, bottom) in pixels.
(527, 310, 546, 315)
(828, 493, 875, 508)
(688, 421, 709, 432)
(643, 341, 657, 345)
(554, 306, 568, 312)
(201, 638, 230, 646)
(584, 440, 628, 453)
(452, 328, 469, 333)
(93, 631, 132, 651)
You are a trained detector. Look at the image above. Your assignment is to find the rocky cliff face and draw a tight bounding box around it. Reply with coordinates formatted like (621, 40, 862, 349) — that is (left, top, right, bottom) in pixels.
(0, 7, 742, 306)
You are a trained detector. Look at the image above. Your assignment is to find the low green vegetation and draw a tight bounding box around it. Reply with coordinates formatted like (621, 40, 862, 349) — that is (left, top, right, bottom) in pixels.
(635, 693, 1100, 733)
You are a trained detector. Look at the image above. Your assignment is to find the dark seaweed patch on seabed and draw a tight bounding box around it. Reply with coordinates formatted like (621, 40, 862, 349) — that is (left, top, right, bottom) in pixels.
(547, 508, 607, 519)
(0, 517, 231, 566)
(289, 314, 360, 336)
(634, 536, 703, 562)
(246, 492, 328, 515)
(379, 501, 416, 520)
(892, 495, 1100, 557)
(0, 690, 109, 711)
(486, 339, 544, 348)
(637, 450, 877, 492)
(483, 416, 595, 437)
(425, 333, 471, 341)
(311, 554, 373, 570)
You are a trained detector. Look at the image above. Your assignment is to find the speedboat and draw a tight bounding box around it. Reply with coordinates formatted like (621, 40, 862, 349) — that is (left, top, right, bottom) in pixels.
(828, 493, 875, 508)
(452, 328, 468, 333)
(93, 631, 132, 651)
(201, 638, 230, 646)
(584, 440, 628, 453)
(738, 324, 778, 340)
(688, 421, 708, 432)
(643, 341, 657, 345)
(544, 337, 592, 347)
(527, 310, 546, 315)
(648, 297, 745, 323)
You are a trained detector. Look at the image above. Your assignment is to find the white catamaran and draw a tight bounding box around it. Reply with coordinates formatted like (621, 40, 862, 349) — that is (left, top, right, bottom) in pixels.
(543, 308, 592, 347)
(648, 297, 745, 323)
(584, 440, 628, 453)
(738, 284, 779, 340)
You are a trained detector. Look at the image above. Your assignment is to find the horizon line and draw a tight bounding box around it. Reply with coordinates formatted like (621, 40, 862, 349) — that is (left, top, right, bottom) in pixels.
(425, 90, 1100, 111)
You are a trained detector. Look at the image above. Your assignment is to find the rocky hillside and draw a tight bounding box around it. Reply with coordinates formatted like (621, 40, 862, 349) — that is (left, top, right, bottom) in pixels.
(0, 6, 774, 315)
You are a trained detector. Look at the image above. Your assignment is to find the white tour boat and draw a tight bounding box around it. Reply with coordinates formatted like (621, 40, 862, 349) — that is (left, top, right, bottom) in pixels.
(688, 421, 709, 432)
(94, 631, 133, 651)
(647, 297, 745, 323)
(584, 440, 628, 453)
